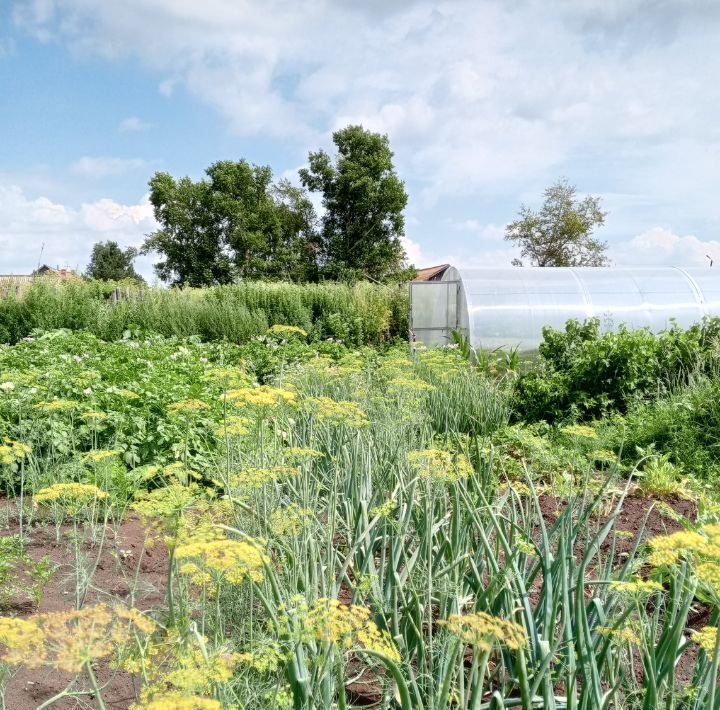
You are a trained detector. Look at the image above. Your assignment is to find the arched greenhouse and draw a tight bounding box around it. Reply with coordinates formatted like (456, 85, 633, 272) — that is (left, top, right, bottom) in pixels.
(409, 265, 720, 351)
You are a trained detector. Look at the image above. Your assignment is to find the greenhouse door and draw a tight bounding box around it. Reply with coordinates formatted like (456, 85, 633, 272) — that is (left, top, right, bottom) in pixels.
(409, 281, 460, 346)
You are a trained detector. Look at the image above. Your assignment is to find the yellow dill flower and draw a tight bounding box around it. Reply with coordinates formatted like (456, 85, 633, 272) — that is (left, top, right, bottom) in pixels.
(202, 366, 250, 389)
(213, 415, 250, 438)
(236, 642, 285, 672)
(0, 604, 154, 672)
(562, 424, 598, 439)
(385, 376, 436, 394)
(228, 465, 299, 490)
(370, 499, 397, 519)
(224, 385, 296, 408)
(35, 399, 78, 411)
(129, 639, 238, 706)
(304, 396, 369, 428)
(175, 536, 269, 584)
(609, 577, 664, 597)
(162, 462, 200, 483)
(0, 370, 36, 386)
(82, 449, 123, 463)
(131, 694, 221, 710)
(592, 449, 617, 465)
(283, 447, 325, 462)
(505, 481, 531, 497)
(270, 504, 313, 536)
(692, 627, 718, 654)
(135, 464, 162, 481)
(596, 623, 641, 646)
(34, 483, 108, 513)
(703, 524, 720, 547)
(117, 388, 140, 399)
(648, 529, 713, 567)
(268, 324, 308, 338)
(695, 562, 720, 596)
(82, 410, 109, 422)
(160, 648, 236, 688)
(407, 449, 474, 484)
(0, 617, 46, 667)
(441, 612, 527, 652)
(0, 439, 31, 466)
(305, 598, 400, 662)
(167, 399, 208, 414)
(515, 538, 536, 557)
(173, 497, 234, 549)
(132, 483, 200, 526)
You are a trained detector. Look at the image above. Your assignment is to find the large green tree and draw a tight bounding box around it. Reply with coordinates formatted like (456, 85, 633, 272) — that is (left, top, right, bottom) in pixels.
(505, 179, 609, 267)
(85, 241, 144, 282)
(143, 160, 318, 286)
(299, 125, 411, 281)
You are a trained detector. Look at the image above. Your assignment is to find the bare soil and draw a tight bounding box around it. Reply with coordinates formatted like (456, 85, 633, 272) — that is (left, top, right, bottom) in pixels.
(0, 505, 167, 710)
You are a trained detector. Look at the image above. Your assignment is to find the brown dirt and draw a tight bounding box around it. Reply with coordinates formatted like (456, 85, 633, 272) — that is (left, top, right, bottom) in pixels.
(537, 492, 696, 557)
(1, 504, 167, 710)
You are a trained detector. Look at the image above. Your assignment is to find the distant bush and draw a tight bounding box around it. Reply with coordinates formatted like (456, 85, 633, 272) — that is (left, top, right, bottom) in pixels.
(514, 317, 720, 421)
(0, 279, 408, 347)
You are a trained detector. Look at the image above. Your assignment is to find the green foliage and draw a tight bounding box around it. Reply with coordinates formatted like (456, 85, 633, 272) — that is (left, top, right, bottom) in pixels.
(505, 178, 609, 266)
(300, 125, 411, 282)
(633, 447, 690, 498)
(598, 376, 720, 482)
(0, 535, 54, 610)
(3, 330, 720, 708)
(144, 160, 319, 285)
(85, 240, 144, 283)
(0, 279, 408, 347)
(514, 317, 720, 421)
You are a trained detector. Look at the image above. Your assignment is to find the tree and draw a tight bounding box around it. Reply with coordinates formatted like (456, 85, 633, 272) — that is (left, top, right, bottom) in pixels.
(85, 241, 144, 282)
(505, 179, 609, 267)
(299, 125, 411, 281)
(143, 161, 319, 286)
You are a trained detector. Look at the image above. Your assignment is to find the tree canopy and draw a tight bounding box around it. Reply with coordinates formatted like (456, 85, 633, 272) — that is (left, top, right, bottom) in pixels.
(85, 241, 144, 283)
(143, 160, 319, 286)
(300, 125, 412, 282)
(505, 179, 609, 267)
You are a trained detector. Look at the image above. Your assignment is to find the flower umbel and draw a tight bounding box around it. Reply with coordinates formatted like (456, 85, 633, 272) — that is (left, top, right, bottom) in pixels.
(175, 536, 269, 585)
(441, 612, 527, 652)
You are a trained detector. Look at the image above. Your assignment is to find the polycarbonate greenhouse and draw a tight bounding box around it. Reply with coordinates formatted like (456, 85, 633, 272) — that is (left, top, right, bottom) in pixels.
(409, 266, 720, 351)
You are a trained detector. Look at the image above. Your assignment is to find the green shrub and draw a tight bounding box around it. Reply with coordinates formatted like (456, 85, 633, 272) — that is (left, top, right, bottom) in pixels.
(515, 318, 720, 422)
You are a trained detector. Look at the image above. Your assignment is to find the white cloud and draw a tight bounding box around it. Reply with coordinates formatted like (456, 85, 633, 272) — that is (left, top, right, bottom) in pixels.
(614, 227, 720, 267)
(0, 184, 156, 277)
(12, 0, 720, 203)
(448, 220, 506, 242)
(70, 156, 147, 177)
(119, 116, 152, 132)
(401, 236, 423, 265)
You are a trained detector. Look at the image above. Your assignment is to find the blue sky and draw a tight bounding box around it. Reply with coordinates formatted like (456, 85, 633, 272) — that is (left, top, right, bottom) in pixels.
(1, 0, 720, 281)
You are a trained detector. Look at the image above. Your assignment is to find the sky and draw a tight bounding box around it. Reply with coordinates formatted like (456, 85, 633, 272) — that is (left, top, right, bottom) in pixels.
(1, 0, 720, 282)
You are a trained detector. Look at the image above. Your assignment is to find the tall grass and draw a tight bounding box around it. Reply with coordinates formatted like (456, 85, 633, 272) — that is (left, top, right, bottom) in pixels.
(0, 279, 408, 346)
